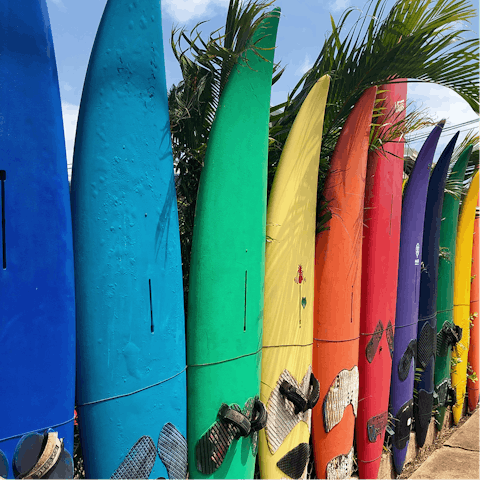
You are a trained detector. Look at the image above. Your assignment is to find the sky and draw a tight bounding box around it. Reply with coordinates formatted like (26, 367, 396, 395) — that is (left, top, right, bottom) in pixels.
(44, 0, 479, 174)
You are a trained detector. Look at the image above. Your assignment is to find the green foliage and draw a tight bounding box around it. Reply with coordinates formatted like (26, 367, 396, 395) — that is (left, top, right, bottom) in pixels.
(439, 246, 451, 261)
(414, 366, 424, 386)
(451, 354, 461, 370)
(463, 136, 480, 183)
(169, 0, 281, 310)
(467, 362, 478, 382)
(268, 0, 478, 220)
(444, 131, 479, 199)
(169, 0, 479, 308)
(450, 131, 479, 169)
(369, 99, 434, 158)
(73, 411, 85, 479)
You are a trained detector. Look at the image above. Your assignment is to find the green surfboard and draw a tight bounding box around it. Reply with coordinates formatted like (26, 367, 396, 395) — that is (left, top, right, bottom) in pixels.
(434, 145, 473, 429)
(186, 9, 280, 479)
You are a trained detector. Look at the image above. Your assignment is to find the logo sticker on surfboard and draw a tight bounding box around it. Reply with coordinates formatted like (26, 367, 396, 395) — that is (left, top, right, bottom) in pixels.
(394, 100, 405, 113)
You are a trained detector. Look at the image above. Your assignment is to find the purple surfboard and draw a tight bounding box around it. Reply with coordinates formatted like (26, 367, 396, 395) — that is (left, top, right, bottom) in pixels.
(390, 120, 445, 473)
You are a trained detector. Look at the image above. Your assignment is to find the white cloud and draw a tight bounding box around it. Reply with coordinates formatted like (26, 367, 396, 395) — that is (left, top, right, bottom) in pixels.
(61, 102, 79, 180)
(163, 0, 230, 23)
(407, 82, 477, 125)
(406, 82, 479, 158)
(331, 0, 351, 13)
(49, 0, 67, 12)
(295, 53, 312, 77)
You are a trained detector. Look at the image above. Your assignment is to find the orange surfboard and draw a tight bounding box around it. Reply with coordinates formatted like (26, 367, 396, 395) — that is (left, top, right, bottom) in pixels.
(312, 86, 377, 479)
(467, 198, 479, 412)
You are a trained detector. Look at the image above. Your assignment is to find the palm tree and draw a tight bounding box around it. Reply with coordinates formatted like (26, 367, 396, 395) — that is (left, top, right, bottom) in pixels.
(169, 0, 479, 310)
(269, 0, 478, 214)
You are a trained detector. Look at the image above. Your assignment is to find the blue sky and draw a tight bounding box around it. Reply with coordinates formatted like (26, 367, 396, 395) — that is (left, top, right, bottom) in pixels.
(44, 0, 479, 172)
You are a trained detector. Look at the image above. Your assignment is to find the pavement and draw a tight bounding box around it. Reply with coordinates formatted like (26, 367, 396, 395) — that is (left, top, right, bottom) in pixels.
(408, 409, 479, 479)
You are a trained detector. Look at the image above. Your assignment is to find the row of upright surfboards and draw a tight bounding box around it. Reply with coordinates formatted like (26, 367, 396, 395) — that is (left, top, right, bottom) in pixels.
(0, 1, 478, 480)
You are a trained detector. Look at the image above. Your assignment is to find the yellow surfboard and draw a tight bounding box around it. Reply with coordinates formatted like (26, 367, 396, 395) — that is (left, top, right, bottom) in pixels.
(259, 75, 330, 479)
(452, 170, 479, 424)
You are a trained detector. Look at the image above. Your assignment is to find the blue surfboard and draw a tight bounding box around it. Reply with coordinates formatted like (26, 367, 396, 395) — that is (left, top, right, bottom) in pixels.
(414, 132, 459, 447)
(70, 0, 187, 478)
(0, 0, 75, 477)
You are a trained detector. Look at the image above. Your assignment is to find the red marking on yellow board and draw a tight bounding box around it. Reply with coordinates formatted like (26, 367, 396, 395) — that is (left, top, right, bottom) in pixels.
(295, 265, 305, 284)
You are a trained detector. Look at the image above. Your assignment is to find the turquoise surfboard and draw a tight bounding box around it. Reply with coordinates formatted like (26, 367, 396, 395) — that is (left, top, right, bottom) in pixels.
(71, 0, 186, 478)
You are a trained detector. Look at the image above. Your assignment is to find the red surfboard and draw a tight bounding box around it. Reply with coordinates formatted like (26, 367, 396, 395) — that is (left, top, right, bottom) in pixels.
(356, 81, 407, 479)
(312, 86, 377, 479)
(467, 198, 479, 412)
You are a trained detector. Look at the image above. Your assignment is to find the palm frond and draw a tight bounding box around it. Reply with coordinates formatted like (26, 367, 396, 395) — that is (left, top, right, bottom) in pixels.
(450, 130, 479, 165)
(463, 132, 479, 182)
(370, 98, 435, 158)
(443, 130, 479, 199)
(169, 0, 280, 311)
(268, 0, 479, 212)
(169, 0, 479, 310)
